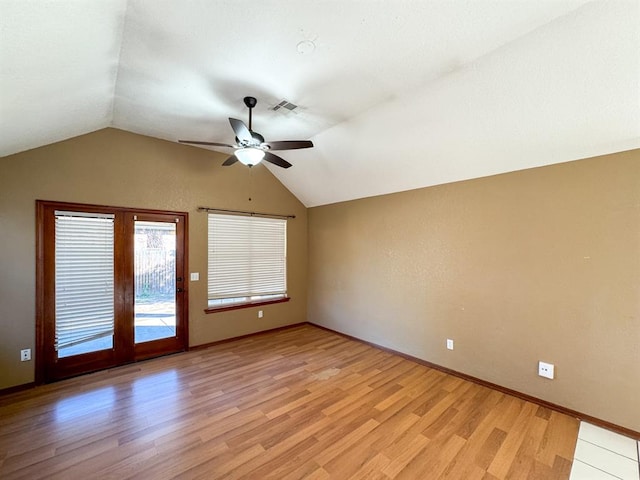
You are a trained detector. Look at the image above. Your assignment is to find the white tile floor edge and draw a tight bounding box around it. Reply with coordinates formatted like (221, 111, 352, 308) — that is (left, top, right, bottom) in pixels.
(569, 422, 640, 480)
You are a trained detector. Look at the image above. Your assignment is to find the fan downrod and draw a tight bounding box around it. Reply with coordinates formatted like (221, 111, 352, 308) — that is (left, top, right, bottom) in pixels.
(243, 96, 257, 130)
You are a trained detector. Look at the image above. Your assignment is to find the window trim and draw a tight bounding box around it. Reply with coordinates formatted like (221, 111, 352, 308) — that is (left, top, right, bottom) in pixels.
(204, 296, 290, 314)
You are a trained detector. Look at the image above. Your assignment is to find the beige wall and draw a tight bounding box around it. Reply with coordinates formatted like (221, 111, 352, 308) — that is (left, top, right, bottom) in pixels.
(308, 149, 640, 432)
(2, 129, 638, 432)
(0, 128, 308, 389)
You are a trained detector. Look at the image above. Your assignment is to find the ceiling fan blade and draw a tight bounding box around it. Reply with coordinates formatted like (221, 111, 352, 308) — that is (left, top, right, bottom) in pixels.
(251, 131, 265, 144)
(263, 151, 292, 169)
(222, 155, 238, 166)
(229, 118, 252, 143)
(265, 140, 314, 151)
(179, 140, 235, 148)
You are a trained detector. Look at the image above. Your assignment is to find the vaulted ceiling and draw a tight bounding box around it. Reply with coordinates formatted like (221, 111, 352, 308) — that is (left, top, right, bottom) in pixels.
(1, 1, 638, 207)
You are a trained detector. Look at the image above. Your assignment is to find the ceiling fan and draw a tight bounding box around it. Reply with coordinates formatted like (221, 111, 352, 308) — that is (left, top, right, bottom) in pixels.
(179, 96, 313, 169)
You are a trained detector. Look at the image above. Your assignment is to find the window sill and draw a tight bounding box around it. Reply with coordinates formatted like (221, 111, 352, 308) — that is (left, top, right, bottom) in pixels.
(204, 297, 290, 314)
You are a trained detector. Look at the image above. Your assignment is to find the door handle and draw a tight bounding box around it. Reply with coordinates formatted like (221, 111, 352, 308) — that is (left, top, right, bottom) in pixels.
(177, 287, 184, 293)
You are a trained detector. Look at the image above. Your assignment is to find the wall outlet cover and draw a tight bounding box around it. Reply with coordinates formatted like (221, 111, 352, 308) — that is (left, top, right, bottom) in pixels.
(446, 339, 454, 350)
(538, 361, 555, 379)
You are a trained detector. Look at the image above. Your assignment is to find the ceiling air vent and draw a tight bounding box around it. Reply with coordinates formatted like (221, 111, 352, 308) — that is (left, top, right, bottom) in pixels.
(272, 100, 299, 112)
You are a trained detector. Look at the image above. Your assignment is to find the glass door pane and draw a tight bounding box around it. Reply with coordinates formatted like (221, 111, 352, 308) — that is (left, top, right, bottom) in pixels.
(55, 211, 115, 358)
(134, 220, 177, 344)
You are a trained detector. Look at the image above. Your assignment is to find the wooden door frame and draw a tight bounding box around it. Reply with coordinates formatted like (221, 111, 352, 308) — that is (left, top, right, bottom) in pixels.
(35, 200, 189, 384)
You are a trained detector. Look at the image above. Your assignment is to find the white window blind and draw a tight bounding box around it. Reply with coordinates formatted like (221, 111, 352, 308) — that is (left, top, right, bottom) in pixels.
(55, 211, 115, 351)
(208, 214, 287, 302)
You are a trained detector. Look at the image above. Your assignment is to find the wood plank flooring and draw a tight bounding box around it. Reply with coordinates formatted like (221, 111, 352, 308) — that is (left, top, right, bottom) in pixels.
(0, 324, 579, 479)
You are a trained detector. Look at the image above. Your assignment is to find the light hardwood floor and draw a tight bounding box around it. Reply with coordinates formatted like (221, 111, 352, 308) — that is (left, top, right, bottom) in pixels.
(0, 324, 579, 479)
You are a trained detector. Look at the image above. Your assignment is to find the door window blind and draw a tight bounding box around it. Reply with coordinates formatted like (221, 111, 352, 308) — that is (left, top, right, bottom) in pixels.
(208, 214, 287, 301)
(55, 211, 115, 351)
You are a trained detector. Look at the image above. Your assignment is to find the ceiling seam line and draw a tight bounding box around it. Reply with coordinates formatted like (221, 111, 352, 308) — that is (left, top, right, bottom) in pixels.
(108, 0, 131, 126)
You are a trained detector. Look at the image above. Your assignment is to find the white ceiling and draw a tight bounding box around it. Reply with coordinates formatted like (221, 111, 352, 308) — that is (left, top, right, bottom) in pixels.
(1, 1, 638, 207)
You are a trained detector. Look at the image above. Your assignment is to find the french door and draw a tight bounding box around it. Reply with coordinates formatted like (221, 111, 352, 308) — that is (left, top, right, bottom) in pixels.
(36, 201, 188, 383)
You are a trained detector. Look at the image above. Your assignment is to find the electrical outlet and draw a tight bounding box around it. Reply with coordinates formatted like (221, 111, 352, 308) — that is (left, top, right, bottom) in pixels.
(258, 310, 263, 319)
(538, 361, 554, 379)
(446, 339, 454, 350)
(20, 349, 31, 362)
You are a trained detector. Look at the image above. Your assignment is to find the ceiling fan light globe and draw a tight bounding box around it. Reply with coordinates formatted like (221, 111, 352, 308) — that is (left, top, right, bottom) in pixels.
(235, 147, 265, 166)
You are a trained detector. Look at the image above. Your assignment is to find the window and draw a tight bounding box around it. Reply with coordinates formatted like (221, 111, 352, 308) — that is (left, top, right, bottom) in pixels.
(207, 214, 287, 310)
